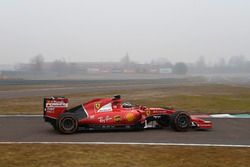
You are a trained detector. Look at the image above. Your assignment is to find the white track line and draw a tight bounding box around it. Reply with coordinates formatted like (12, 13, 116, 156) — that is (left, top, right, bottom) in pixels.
(210, 114, 234, 118)
(0, 142, 249, 148)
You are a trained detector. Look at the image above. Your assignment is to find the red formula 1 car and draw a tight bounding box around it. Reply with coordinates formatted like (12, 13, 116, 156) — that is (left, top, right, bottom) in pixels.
(43, 95, 212, 134)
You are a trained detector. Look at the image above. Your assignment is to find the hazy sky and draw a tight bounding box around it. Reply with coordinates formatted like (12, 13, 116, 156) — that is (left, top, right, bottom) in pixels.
(0, 0, 250, 65)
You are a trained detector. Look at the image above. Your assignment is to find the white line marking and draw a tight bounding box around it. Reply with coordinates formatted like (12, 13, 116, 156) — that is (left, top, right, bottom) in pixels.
(0, 142, 249, 148)
(210, 114, 234, 118)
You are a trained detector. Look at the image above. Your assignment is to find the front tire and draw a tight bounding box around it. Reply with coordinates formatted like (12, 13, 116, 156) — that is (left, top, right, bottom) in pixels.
(57, 113, 78, 134)
(170, 111, 191, 131)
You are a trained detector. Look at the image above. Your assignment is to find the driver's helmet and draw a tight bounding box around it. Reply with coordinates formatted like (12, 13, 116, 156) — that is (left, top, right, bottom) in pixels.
(122, 102, 132, 108)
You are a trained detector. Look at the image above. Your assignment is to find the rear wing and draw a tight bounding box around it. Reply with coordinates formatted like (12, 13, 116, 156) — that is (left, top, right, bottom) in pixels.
(43, 97, 68, 120)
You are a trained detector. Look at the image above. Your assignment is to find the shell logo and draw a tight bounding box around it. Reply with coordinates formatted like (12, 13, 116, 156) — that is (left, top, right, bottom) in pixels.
(126, 113, 135, 122)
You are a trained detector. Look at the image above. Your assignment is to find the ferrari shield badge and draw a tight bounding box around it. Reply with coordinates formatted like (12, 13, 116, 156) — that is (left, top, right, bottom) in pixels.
(95, 103, 101, 110)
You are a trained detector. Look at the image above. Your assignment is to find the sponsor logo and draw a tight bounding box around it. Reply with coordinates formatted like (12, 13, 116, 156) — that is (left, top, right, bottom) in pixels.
(95, 103, 101, 110)
(114, 115, 121, 123)
(146, 109, 151, 116)
(152, 110, 167, 114)
(126, 113, 135, 122)
(46, 107, 55, 113)
(46, 101, 68, 108)
(98, 116, 112, 123)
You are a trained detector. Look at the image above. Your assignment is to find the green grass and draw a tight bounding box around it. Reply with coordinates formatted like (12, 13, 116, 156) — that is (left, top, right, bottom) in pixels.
(130, 95, 250, 114)
(1, 84, 250, 114)
(0, 144, 249, 167)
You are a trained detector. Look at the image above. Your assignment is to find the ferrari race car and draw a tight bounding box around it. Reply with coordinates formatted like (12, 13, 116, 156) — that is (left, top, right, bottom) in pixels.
(43, 95, 212, 134)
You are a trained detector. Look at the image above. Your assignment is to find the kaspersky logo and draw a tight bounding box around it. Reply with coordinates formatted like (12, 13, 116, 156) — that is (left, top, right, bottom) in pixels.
(46, 101, 68, 108)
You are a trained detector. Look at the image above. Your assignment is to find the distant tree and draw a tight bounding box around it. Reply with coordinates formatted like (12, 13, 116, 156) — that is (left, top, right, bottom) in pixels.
(172, 62, 188, 75)
(30, 54, 44, 72)
(51, 59, 68, 74)
(228, 55, 246, 67)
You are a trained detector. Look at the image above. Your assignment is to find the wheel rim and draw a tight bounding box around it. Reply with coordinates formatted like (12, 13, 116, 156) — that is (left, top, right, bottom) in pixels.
(61, 117, 75, 131)
(177, 115, 189, 128)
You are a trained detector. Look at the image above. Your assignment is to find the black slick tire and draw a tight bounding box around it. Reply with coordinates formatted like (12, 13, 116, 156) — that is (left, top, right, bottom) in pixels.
(170, 111, 191, 132)
(57, 113, 78, 134)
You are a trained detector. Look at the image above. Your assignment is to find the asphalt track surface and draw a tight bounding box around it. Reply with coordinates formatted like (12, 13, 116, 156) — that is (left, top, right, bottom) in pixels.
(0, 116, 249, 146)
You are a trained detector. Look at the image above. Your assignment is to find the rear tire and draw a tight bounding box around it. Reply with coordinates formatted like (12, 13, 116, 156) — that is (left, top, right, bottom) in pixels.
(57, 113, 78, 134)
(170, 111, 191, 132)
